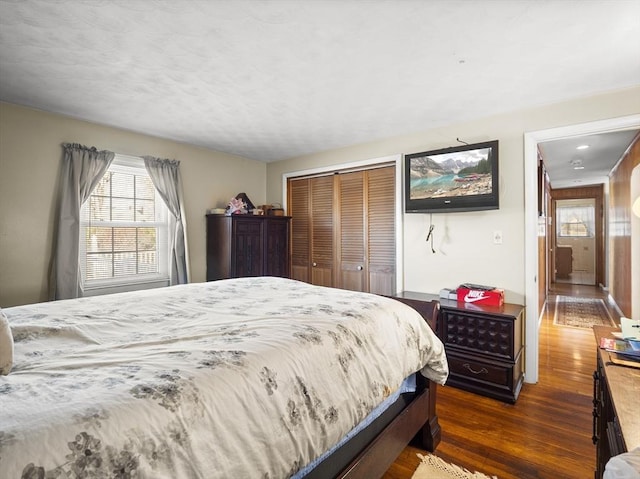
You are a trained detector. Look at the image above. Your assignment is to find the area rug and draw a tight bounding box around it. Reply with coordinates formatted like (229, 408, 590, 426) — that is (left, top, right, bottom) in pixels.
(412, 453, 498, 479)
(553, 295, 616, 329)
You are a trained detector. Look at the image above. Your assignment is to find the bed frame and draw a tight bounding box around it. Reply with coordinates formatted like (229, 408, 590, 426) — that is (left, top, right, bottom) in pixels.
(305, 299, 442, 478)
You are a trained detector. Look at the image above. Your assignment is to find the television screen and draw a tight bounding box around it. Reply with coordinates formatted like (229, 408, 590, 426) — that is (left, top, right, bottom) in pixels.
(404, 140, 499, 213)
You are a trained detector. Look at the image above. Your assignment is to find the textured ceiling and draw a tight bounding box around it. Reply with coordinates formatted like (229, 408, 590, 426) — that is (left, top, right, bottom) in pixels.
(0, 0, 639, 165)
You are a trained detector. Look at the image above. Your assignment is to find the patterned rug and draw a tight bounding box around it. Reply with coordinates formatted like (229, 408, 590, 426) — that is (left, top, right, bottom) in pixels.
(411, 454, 498, 479)
(553, 296, 616, 329)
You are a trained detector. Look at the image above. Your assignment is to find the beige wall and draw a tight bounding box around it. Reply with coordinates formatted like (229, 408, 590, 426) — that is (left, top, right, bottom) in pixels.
(266, 86, 640, 304)
(2, 87, 639, 308)
(0, 102, 266, 307)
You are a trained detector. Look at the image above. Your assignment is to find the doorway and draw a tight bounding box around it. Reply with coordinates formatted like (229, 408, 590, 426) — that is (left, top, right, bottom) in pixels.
(552, 194, 602, 286)
(524, 114, 640, 384)
(554, 198, 596, 285)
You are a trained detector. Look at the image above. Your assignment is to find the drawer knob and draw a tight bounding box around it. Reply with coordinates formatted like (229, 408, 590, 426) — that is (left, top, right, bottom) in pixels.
(463, 363, 489, 375)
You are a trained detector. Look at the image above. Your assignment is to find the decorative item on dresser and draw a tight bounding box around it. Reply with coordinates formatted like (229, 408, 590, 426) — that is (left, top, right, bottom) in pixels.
(592, 326, 640, 479)
(390, 291, 524, 403)
(206, 214, 291, 281)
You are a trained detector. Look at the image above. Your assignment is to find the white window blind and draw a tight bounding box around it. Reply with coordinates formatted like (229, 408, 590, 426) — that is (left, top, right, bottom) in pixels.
(80, 155, 169, 292)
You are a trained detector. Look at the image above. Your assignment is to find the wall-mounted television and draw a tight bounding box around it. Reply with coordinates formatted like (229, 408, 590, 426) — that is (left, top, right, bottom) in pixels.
(404, 140, 499, 213)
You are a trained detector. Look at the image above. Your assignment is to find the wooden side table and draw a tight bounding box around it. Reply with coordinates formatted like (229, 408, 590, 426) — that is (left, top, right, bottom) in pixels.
(391, 291, 525, 403)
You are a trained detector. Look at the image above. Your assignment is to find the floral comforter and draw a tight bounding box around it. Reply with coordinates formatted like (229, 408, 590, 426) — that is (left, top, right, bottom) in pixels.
(0, 277, 447, 479)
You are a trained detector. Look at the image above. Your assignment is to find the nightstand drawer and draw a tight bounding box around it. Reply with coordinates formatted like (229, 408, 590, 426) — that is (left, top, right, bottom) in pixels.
(445, 351, 524, 403)
(447, 354, 512, 387)
(442, 310, 516, 360)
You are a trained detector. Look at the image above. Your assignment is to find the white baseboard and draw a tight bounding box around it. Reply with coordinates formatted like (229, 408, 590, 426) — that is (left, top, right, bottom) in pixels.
(606, 293, 623, 322)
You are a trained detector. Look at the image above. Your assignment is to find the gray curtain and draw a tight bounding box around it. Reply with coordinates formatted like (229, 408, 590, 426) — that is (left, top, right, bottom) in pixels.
(50, 144, 115, 300)
(143, 156, 190, 285)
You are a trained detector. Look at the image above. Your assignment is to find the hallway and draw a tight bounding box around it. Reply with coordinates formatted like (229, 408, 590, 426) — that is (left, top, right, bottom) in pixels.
(555, 271, 597, 286)
(385, 284, 620, 479)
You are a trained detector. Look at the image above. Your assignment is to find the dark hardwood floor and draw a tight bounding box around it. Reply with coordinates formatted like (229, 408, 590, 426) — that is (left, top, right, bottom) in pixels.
(383, 283, 620, 479)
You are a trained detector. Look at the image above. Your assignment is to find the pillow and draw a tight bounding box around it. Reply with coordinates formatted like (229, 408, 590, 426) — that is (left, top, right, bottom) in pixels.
(0, 308, 14, 375)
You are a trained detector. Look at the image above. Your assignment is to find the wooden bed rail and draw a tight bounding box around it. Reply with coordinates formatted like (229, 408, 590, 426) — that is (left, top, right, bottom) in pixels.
(339, 387, 436, 478)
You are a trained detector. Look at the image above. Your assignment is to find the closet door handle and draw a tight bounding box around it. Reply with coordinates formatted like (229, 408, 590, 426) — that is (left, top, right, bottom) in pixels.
(312, 262, 317, 267)
(357, 265, 363, 271)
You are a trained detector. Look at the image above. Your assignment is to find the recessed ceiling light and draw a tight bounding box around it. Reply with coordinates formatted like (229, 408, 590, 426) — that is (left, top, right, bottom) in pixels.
(576, 145, 590, 150)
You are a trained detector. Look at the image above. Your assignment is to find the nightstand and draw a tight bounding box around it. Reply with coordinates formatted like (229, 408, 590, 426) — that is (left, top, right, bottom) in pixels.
(391, 291, 525, 403)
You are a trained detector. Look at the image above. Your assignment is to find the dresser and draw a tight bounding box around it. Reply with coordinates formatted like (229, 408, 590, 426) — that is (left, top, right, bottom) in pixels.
(206, 214, 291, 281)
(391, 291, 524, 403)
(592, 326, 640, 478)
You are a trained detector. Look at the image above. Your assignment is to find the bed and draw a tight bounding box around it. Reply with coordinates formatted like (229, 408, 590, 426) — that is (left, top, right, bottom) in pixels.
(0, 277, 448, 478)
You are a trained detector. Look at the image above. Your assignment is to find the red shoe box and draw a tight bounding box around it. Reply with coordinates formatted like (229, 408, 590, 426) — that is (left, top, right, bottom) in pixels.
(457, 287, 504, 306)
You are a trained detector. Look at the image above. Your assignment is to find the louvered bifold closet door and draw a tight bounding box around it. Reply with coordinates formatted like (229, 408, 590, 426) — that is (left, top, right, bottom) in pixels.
(287, 165, 395, 293)
(366, 167, 396, 295)
(310, 175, 334, 287)
(337, 171, 366, 292)
(289, 178, 311, 283)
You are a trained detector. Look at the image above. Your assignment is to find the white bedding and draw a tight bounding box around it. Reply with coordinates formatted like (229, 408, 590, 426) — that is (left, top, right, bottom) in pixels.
(0, 277, 447, 478)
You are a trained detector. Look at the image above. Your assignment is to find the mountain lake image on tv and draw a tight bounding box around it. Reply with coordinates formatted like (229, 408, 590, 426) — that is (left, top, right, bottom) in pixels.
(404, 140, 499, 213)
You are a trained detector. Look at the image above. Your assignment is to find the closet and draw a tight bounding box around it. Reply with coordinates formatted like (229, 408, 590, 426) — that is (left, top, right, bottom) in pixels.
(287, 165, 395, 295)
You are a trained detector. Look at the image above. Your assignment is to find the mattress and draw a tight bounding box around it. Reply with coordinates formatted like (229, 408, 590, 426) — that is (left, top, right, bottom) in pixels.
(0, 277, 448, 478)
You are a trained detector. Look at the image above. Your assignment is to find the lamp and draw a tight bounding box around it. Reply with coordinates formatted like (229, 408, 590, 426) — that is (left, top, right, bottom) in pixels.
(634, 196, 640, 218)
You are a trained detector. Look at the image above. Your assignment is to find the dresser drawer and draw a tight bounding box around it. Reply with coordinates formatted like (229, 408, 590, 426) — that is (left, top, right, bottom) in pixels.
(448, 354, 512, 387)
(442, 310, 516, 360)
(445, 351, 524, 403)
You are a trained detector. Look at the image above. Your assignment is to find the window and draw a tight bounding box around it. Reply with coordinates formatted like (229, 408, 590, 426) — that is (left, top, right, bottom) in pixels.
(80, 155, 169, 292)
(559, 220, 589, 237)
(557, 202, 595, 238)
